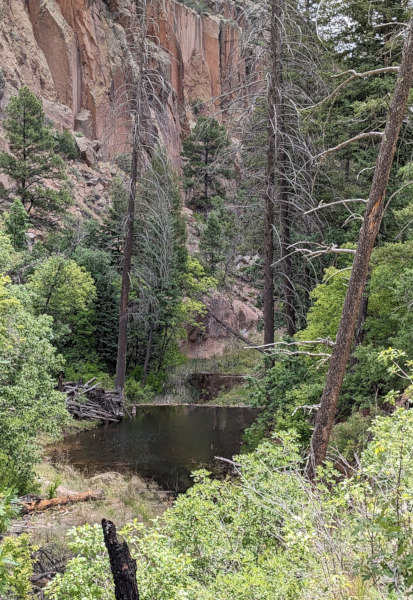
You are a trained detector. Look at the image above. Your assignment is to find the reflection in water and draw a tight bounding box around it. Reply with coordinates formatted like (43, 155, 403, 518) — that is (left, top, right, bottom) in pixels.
(55, 406, 259, 492)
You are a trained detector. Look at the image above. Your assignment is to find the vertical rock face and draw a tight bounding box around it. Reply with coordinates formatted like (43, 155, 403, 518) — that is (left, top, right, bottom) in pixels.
(0, 0, 251, 165)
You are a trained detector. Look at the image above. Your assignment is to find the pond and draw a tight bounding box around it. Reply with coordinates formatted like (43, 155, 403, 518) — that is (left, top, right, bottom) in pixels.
(54, 405, 260, 493)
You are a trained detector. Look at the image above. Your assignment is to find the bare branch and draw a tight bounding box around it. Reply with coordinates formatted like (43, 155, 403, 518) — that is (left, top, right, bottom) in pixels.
(314, 132, 384, 161)
(304, 198, 367, 215)
(302, 67, 399, 112)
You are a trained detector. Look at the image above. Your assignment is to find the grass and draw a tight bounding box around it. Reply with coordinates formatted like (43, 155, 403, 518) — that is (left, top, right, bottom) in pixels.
(207, 382, 254, 406)
(27, 459, 170, 555)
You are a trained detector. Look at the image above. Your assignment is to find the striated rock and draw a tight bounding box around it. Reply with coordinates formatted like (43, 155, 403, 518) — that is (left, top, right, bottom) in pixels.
(0, 0, 254, 167)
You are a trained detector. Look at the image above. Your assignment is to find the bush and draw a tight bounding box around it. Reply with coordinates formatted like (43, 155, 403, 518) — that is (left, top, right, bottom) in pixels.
(0, 535, 34, 600)
(47, 411, 413, 599)
(0, 487, 19, 534)
(125, 378, 155, 405)
(55, 130, 79, 160)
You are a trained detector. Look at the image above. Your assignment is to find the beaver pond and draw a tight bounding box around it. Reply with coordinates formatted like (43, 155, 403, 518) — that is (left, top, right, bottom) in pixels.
(54, 405, 260, 492)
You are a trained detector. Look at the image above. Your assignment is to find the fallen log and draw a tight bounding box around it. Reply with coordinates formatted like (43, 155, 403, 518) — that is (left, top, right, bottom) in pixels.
(20, 490, 105, 514)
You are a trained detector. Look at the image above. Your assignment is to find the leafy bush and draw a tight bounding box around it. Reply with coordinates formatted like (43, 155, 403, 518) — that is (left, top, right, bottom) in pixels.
(46, 413, 413, 599)
(125, 378, 155, 404)
(0, 535, 35, 600)
(0, 487, 19, 533)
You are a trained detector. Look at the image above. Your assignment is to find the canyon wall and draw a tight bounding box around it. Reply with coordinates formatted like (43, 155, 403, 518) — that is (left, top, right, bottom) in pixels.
(0, 0, 248, 166)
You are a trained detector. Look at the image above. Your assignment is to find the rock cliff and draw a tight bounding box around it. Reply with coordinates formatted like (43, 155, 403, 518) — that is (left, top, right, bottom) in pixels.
(0, 0, 249, 166)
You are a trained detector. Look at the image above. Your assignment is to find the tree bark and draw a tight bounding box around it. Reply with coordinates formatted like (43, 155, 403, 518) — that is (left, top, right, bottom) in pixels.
(115, 117, 139, 400)
(263, 0, 278, 347)
(21, 490, 104, 514)
(102, 519, 139, 600)
(115, 1, 147, 402)
(307, 17, 413, 478)
(264, 0, 295, 344)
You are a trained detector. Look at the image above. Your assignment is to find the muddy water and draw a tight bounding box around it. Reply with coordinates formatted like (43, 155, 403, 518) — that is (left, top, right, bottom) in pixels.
(54, 405, 259, 492)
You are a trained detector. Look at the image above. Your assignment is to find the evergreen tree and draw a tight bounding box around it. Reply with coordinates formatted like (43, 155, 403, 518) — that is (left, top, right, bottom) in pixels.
(182, 116, 234, 210)
(0, 87, 71, 222)
(199, 200, 228, 273)
(4, 198, 28, 251)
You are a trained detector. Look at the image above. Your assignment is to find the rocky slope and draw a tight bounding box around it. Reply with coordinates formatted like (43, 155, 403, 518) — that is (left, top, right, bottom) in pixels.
(0, 0, 261, 354)
(0, 0, 250, 166)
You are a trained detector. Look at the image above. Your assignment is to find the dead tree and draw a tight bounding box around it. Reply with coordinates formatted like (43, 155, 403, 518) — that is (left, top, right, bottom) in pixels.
(307, 17, 413, 478)
(115, 0, 148, 402)
(102, 519, 139, 600)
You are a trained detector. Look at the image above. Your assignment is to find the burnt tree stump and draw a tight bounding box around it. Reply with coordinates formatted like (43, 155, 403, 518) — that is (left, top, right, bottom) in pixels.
(102, 519, 139, 600)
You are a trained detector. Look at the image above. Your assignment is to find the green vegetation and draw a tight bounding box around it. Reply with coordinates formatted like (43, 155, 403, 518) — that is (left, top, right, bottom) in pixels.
(0, 87, 71, 222)
(42, 410, 413, 599)
(1, 1, 413, 597)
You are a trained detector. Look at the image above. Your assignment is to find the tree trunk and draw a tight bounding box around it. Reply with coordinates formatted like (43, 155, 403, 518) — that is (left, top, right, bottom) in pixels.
(102, 519, 139, 600)
(115, 1, 147, 402)
(307, 17, 413, 478)
(264, 0, 295, 344)
(115, 116, 139, 401)
(263, 0, 278, 347)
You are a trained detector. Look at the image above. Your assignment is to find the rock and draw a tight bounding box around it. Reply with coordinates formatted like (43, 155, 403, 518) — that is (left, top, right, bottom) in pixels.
(74, 136, 97, 166)
(183, 292, 261, 359)
(75, 109, 95, 139)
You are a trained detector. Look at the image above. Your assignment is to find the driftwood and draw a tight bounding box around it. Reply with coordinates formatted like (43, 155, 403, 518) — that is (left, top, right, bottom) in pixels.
(102, 519, 139, 600)
(20, 490, 104, 514)
(64, 378, 123, 422)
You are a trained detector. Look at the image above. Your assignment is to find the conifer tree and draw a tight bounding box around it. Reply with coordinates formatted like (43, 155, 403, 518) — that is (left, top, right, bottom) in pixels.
(182, 116, 234, 210)
(4, 198, 28, 251)
(0, 87, 71, 222)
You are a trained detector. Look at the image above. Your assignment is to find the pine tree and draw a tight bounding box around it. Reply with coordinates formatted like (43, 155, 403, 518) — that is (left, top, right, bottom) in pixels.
(182, 116, 234, 211)
(4, 198, 28, 251)
(0, 87, 71, 222)
(200, 205, 226, 273)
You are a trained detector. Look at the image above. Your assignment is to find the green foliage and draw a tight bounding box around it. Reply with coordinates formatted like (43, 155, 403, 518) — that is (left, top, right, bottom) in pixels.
(4, 198, 28, 250)
(0, 86, 71, 221)
(46, 524, 113, 600)
(125, 373, 155, 404)
(54, 129, 79, 160)
(0, 487, 19, 534)
(297, 265, 350, 344)
(47, 475, 63, 499)
(182, 116, 234, 210)
(28, 255, 96, 348)
(0, 274, 68, 492)
(45, 411, 413, 599)
(0, 535, 34, 600)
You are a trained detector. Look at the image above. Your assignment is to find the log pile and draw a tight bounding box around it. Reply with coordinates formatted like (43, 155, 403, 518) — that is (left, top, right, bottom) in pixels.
(64, 378, 123, 422)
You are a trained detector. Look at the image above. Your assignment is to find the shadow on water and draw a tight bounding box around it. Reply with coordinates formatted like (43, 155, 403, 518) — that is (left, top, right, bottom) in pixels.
(54, 405, 260, 493)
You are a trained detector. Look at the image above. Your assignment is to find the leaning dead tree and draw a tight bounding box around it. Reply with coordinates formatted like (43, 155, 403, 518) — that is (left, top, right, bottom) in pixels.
(102, 519, 139, 600)
(307, 16, 413, 478)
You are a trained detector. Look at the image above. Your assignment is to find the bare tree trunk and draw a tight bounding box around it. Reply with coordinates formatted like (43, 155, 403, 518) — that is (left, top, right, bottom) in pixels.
(102, 519, 139, 600)
(307, 17, 413, 478)
(263, 0, 279, 347)
(115, 1, 147, 401)
(264, 0, 295, 344)
(115, 116, 139, 400)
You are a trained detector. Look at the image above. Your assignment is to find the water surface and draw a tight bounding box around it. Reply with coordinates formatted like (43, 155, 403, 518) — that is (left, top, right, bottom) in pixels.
(55, 405, 259, 492)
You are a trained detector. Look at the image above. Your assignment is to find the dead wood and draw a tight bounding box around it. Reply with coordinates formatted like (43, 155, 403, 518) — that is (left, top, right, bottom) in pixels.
(20, 490, 105, 514)
(102, 519, 140, 600)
